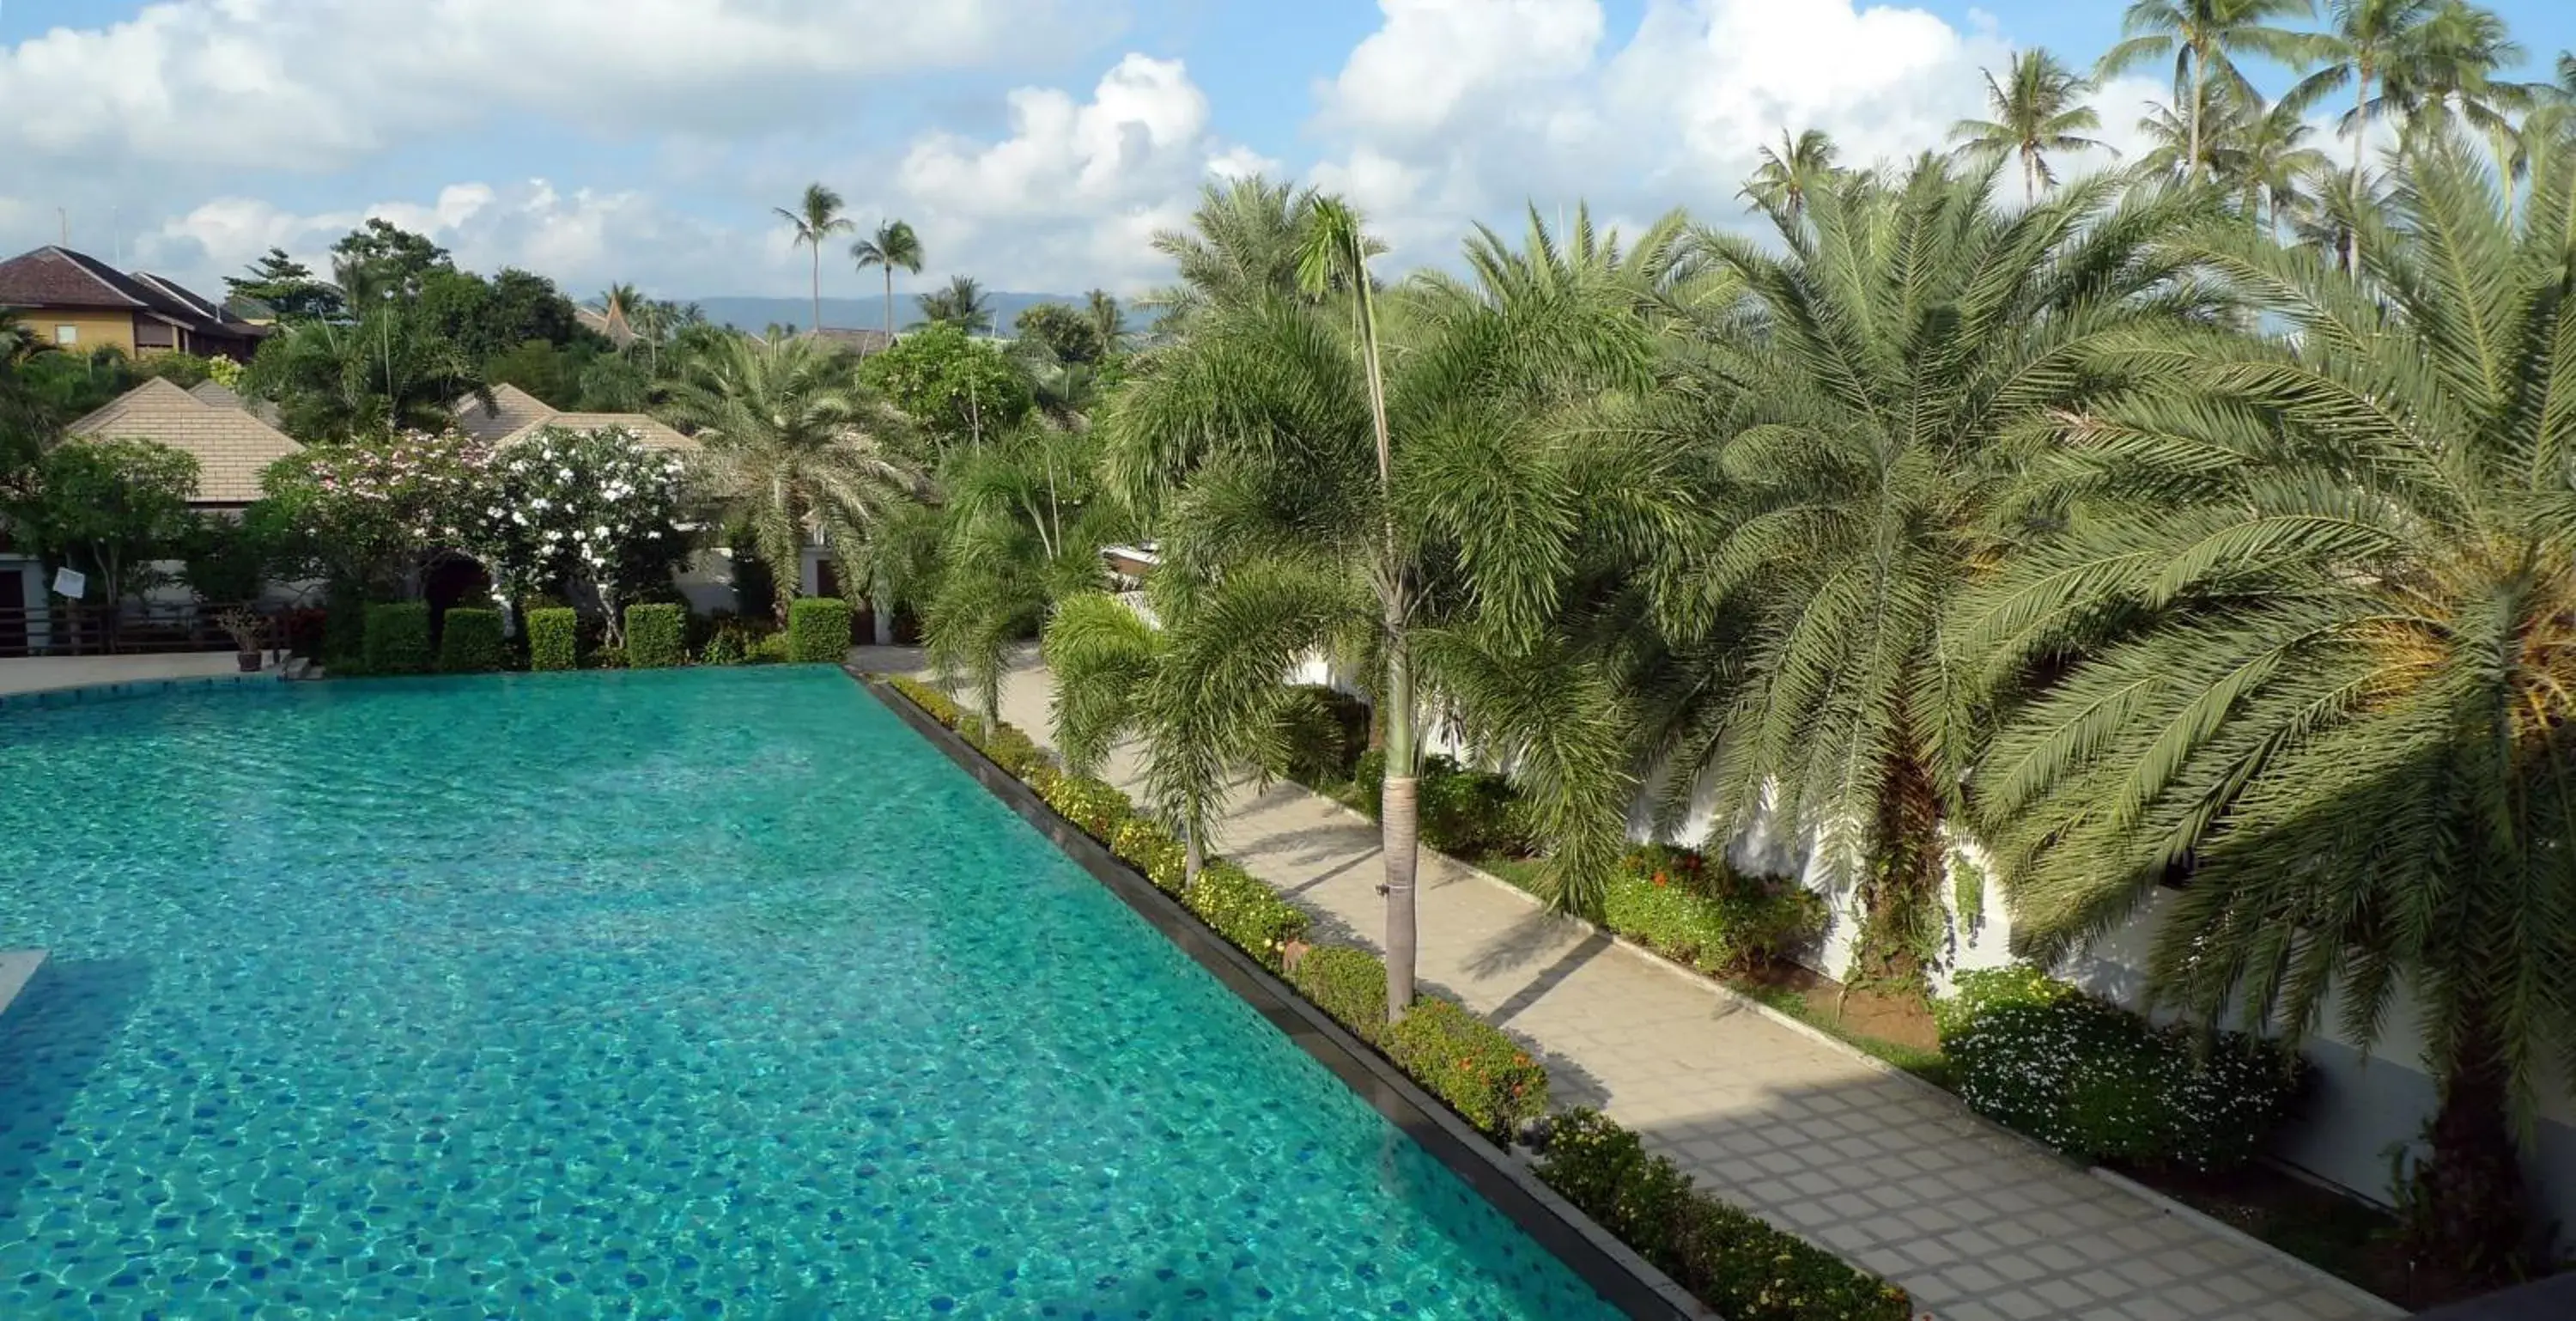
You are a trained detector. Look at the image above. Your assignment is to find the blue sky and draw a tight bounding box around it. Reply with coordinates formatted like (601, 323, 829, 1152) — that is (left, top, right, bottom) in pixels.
(3, 1, 2572, 301)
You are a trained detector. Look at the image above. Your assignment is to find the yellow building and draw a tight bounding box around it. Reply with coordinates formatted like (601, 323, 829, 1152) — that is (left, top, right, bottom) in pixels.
(0, 246, 264, 360)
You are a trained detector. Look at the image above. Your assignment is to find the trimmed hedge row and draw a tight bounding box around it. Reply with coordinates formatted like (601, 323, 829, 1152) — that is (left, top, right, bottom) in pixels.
(1597, 845, 1827, 977)
(1935, 967, 2306, 1172)
(527, 606, 580, 671)
(787, 597, 853, 663)
(1533, 1110, 1914, 1321)
(624, 604, 687, 668)
(878, 672, 1906, 1317)
(362, 602, 431, 674)
(437, 608, 505, 673)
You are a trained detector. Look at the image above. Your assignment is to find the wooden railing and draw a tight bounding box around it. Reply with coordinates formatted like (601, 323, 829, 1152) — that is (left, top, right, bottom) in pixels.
(0, 600, 269, 659)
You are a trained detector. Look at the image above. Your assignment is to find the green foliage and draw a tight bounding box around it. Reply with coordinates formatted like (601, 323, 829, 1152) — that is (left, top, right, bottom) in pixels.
(914, 274, 995, 334)
(589, 644, 628, 670)
(526, 606, 579, 671)
(1288, 946, 1390, 1039)
(244, 304, 484, 442)
(1109, 818, 1188, 895)
(1533, 1110, 1913, 1321)
(887, 674, 963, 725)
(787, 597, 852, 662)
(224, 247, 346, 324)
(177, 514, 274, 603)
(958, 715, 1054, 781)
(623, 604, 686, 668)
(1012, 301, 1107, 365)
(751, 631, 793, 664)
(437, 608, 506, 673)
(1263, 684, 1371, 786)
(1041, 773, 1133, 841)
(1182, 860, 1309, 968)
(1596, 846, 1827, 977)
(1935, 969, 2306, 1172)
(361, 602, 432, 675)
(1354, 752, 1529, 857)
(857, 321, 1031, 446)
(1385, 1000, 1549, 1139)
(4, 436, 200, 604)
(330, 217, 453, 307)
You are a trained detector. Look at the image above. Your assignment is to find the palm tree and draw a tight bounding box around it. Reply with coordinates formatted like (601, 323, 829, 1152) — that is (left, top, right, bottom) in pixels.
(1621, 159, 2222, 993)
(1949, 49, 2115, 202)
(1084, 289, 1127, 354)
(2100, 0, 2323, 180)
(916, 276, 993, 334)
(1957, 137, 2573, 1288)
(2391, 1, 2536, 177)
(662, 332, 922, 625)
(851, 219, 925, 338)
(924, 421, 1127, 722)
(2229, 98, 2333, 232)
(1138, 176, 1321, 332)
(2290, 0, 2442, 175)
(774, 183, 855, 340)
(1741, 129, 1839, 218)
(242, 305, 488, 442)
(1088, 198, 1661, 1019)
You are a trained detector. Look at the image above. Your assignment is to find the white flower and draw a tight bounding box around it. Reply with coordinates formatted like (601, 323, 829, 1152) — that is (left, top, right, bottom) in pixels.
(593, 526, 611, 540)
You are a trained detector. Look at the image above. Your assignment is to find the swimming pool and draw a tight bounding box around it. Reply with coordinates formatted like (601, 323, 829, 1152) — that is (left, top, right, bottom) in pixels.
(0, 668, 1620, 1318)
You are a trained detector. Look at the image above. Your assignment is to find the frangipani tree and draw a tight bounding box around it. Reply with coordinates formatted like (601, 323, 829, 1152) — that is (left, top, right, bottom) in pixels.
(471, 425, 690, 642)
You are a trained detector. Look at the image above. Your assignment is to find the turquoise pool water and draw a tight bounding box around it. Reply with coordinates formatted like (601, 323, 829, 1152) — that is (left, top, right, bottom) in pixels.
(0, 668, 1619, 1318)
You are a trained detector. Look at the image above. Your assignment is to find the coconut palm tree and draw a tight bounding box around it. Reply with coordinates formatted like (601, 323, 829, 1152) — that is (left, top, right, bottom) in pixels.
(1084, 289, 1127, 354)
(2289, 0, 2443, 175)
(1957, 136, 2573, 1288)
(1949, 49, 2116, 202)
(2100, 0, 2323, 181)
(1084, 198, 1662, 1019)
(2228, 98, 2334, 233)
(1621, 158, 2224, 993)
(1741, 129, 1839, 219)
(851, 219, 925, 338)
(915, 276, 993, 334)
(662, 332, 922, 625)
(774, 183, 855, 340)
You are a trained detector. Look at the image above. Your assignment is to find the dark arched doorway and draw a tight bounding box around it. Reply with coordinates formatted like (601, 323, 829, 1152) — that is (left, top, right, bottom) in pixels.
(423, 553, 493, 647)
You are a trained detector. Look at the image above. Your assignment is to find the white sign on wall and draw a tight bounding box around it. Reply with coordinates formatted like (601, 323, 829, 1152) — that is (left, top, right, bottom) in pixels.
(50, 568, 85, 600)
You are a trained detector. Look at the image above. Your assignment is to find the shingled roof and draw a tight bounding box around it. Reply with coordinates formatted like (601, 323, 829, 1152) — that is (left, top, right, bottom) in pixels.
(453, 385, 697, 454)
(67, 379, 301, 505)
(0, 247, 262, 345)
(501, 413, 696, 454)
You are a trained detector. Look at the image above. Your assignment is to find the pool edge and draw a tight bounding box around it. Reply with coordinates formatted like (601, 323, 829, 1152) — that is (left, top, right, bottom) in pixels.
(847, 667, 1704, 1321)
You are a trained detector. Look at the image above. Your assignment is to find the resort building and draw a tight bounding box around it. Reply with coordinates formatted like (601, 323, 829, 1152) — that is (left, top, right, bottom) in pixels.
(0, 246, 266, 360)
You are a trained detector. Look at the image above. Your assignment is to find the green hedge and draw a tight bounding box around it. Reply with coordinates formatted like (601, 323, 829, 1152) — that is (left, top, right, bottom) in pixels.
(1289, 945, 1390, 1038)
(1110, 818, 1188, 895)
(527, 606, 579, 671)
(1356, 751, 1530, 856)
(361, 602, 431, 675)
(787, 597, 853, 663)
(1041, 773, 1133, 841)
(1599, 846, 1826, 976)
(960, 716, 1054, 781)
(1183, 860, 1309, 968)
(890, 674, 963, 724)
(1936, 967, 2306, 1172)
(1388, 999, 1549, 1139)
(624, 604, 687, 668)
(1534, 1110, 1914, 1321)
(437, 607, 506, 673)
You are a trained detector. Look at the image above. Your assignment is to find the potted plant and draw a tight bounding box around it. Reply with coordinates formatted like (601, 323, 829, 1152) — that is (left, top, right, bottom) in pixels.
(216, 607, 265, 673)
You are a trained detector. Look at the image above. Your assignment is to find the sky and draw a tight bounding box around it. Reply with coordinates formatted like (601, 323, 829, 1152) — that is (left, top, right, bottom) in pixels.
(3, 0, 2573, 304)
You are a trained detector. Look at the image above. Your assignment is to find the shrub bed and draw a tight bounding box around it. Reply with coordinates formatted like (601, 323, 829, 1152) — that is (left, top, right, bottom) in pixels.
(1109, 818, 1188, 894)
(1288, 945, 1390, 1038)
(1355, 751, 1529, 856)
(959, 716, 1054, 781)
(1935, 966, 2306, 1172)
(437, 607, 506, 673)
(1534, 1111, 1913, 1321)
(1041, 773, 1133, 841)
(1387, 999, 1549, 1138)
(1182, 860, 1309, 969)
(888, 674, 963, 724)
(526, 606, 579, 671)
(361, 602, 431, 675)
(1599, 845, 1826, 976)
(787, 597, 853, 663)
(624, 604, 687, 668)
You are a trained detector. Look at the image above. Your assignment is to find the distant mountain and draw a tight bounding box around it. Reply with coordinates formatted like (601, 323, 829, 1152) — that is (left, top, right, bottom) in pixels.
(690, 293, 1088, 338)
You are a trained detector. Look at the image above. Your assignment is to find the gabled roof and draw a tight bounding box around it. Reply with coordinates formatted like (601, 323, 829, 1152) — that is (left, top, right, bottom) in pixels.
(186, 377, 284, 427)
(67, 379, 301, 504)
(131, 272, 230, 325)
(575, 304, 637, 348)
(0, 247, 258, 343)
(500, 413, 697, 454)
(802, 326, 895, 356)
(450, 384, 558, 443)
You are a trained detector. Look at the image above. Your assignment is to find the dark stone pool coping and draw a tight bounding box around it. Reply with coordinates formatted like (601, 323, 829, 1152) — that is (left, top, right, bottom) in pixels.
(849, 668, 1702, 1321)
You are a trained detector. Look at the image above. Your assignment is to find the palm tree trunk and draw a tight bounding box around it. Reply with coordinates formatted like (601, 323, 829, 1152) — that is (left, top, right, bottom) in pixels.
(884, 269, 896, 338)
(2188, 52, 2205, 182)
(811, 245, 823, 338)
(1183, 819, 1206, 889)
(871, 567, 894, 647)
(2409, 1012, 2532, 1287)
(2023, 150, 2037, 204)
(1380, 632, 1419, 1023)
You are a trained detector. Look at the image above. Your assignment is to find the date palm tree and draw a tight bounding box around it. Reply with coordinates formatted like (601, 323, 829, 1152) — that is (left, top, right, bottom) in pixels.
(1624, 158, 2222, 992)
(663, 332, 922, 625)
(915, 276, 993, 335)
(851, 219, 925, 338)
(1958, 136, 2573, 1288)
(2101, 0, 2323, 180)
(1741, 129, 1838, 219)
(1950, 49, 2115, 201)
(774, 183, 855, 338)
(1139, 176, 1322, 332)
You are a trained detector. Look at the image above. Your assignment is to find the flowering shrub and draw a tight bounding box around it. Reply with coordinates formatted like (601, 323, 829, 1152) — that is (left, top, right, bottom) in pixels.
(1183, 861, 1309, 968)
(1533, 1110, 1913, 1321)
(1109, 818, 1188, 894)
(437, 608, 505, 673)
(1388, 999, 1550, 1138)
(361, 602, 431, 674)
(1937, 966, 2306, 1172)
(787, 597, 853, 663)
(468, 426, 687, 638)
(624, 604, 687, 668)
(1041, 774, 1133, 841)
(887, 674, 963, 724)
(259, 429, 493, 586)
(1600, 845, 1826, 976)
(526, 606, 579, 671)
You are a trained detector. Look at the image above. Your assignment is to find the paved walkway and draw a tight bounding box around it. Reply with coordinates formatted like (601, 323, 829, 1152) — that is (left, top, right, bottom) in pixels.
(860, 647, 2396, 1321)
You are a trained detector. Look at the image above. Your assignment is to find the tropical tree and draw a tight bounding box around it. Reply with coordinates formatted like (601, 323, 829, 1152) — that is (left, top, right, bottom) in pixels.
(2229, 98, 2334, 232)
(915, 276, 994, 335)
(662, 333, 923, 625)
(775, 183, 856, 338)
(851, 219, 925, 338)
(1089, 199, 1662, 1018)
(2100, 0, 2323, 180)
(2290, 0, 2444, 174)
(1085, 289, 1128, 354)
(3, 438, 199, 604)
(1949, 48, 2116, 201)
(593, 283, 642, 347)
(1742, 129, 1839, 218)
(1956, 137, 2573, 1287)
(1139, 176, 1321, 331)
(241, 304, 488, 442)
(1623, 158, 2222, 994)
(926, 421, 1127, 723)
